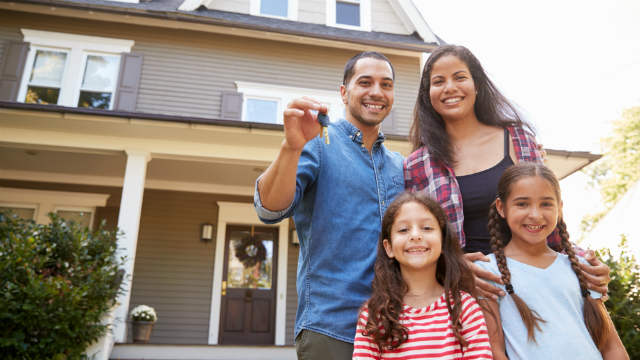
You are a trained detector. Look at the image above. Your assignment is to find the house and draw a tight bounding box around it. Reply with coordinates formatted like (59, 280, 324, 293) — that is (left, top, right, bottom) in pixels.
(0, 0, 598, 359)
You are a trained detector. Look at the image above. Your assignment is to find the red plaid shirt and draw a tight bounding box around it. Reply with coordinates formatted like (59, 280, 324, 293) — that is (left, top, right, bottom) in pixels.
(404, 126, 562, 251)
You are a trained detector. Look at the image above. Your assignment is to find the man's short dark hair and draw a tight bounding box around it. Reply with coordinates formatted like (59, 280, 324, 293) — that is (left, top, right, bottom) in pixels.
(342, 51, 395, 86)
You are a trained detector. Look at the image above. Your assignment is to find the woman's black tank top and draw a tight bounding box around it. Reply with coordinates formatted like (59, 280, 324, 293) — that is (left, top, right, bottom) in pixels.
(456, 129, 513, 254)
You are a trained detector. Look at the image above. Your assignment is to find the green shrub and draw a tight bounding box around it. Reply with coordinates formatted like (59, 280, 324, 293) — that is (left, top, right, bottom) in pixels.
(0, 211, 124, 359)
(598, 235, 640, 357)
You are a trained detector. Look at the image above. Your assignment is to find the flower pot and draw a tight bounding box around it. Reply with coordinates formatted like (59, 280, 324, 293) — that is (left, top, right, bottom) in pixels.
(132, 321, 154, 343)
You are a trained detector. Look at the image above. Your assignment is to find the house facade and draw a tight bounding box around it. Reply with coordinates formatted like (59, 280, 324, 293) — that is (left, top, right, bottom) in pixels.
(0, 0, 598, 359)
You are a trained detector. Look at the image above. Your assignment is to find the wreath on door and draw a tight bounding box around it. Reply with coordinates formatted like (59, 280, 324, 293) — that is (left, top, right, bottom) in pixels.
(234, 233, 266, 268)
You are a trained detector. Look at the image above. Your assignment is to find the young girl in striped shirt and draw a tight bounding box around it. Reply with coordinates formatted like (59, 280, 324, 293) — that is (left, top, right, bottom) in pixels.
(353, 192, 493, 359)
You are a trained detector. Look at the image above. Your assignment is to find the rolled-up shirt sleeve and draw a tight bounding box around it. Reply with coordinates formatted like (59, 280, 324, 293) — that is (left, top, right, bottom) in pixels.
(253, 176, 296, 224)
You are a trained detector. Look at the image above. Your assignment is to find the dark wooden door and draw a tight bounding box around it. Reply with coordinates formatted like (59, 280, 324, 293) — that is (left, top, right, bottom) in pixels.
(219, 225, 278, 345)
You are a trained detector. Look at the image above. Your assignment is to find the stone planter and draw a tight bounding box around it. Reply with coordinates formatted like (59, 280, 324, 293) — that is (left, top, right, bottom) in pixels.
(131, 321, 154, 343)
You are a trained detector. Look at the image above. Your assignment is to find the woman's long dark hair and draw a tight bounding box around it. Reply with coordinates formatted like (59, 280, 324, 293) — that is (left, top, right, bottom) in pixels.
(488, 163, 611, 347)
(364, 191, 476, 350)
(409, 44, 532, 165)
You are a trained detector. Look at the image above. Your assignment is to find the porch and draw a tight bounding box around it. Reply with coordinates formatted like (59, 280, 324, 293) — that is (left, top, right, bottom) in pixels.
(110, 344, 296, 360)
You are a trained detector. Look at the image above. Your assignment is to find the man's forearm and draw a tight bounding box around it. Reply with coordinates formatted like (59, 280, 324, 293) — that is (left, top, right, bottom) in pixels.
(257, 140, 303, 211)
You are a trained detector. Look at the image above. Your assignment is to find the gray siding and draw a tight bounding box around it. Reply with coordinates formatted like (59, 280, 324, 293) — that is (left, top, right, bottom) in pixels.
(129, 189, 251, 344)
(0, 12, 421, 136)
(298, 0, 326, 24)
(285, 241, 299, 345)
(0, 26, 25, 78)
(211, 0, 250, 13)
(372, 0, 411, 34)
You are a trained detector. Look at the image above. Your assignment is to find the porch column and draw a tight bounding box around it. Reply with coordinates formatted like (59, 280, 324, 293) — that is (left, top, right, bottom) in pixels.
(113, 150, 151, 343)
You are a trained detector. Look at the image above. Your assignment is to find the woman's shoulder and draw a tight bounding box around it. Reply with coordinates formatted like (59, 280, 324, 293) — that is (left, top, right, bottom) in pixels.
(405, 146, 431, 164)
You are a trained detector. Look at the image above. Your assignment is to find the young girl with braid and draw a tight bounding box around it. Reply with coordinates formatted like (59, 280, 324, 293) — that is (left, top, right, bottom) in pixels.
(353, 192, 493, 359)
(475, 163, 628, 359)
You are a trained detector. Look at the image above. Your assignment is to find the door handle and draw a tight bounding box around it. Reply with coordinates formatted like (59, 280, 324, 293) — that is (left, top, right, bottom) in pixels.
(222, 280, 227, 296)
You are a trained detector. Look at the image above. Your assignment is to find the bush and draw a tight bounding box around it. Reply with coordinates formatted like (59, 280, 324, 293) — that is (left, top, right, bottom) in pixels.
(597, 235, 640, 357)
(0, 211, 124, 359)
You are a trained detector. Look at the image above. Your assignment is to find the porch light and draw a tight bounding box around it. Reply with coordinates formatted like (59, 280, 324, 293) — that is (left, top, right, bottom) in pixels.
(290, 228, 299, 245)
(201, 223, 214, 242)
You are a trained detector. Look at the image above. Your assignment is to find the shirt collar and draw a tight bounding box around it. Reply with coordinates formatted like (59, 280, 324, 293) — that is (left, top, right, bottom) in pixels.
(335, 119, 386, 146)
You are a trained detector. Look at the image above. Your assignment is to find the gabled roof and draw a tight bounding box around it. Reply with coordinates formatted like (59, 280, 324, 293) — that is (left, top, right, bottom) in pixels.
(6, 0, 439, 53)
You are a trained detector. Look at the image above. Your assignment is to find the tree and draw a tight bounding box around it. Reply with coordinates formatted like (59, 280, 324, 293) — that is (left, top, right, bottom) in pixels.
(597, 236, 640, 358)
(581, 106, 640, 233)
(0, 212, 124, 359)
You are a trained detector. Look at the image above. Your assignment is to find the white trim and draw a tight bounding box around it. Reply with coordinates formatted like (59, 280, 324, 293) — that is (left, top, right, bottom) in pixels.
(250, 0, 299, 21)
(209, 202, 288, 346)
(235, 81, 344, 124)
(0, 169, 255, 196)
(18, 29, 133, 109)
(0, 187, 109, 224)
(326, 0, 371, 31)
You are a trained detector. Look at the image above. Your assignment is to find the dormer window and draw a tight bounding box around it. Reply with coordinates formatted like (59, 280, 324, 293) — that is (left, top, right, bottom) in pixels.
(250, 0, 298, 20)
(327, 0, 370, 31)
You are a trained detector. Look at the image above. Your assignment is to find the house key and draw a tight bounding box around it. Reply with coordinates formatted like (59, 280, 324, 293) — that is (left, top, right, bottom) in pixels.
(317, 112, 330, 144)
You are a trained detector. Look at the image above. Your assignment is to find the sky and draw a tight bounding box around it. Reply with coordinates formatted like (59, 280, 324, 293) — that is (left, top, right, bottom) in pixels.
(412, 0, 640, 240)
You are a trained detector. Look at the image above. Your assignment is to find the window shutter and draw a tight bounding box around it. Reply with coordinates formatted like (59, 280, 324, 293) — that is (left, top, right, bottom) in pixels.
(0, 41, 29, 102)
(381, 109, 396, 135)
(113, 53, 143, 112)
(220, 91, 243, 120)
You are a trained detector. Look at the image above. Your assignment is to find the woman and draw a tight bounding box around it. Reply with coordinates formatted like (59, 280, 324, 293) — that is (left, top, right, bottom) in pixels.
(404, 44, 610, 299)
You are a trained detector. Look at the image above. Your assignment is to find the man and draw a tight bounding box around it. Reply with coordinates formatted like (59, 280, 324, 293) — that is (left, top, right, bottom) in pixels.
(254, 52, 403, 359)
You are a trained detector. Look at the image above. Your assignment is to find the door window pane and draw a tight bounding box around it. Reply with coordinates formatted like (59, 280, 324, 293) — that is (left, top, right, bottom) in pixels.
(336, 1, 360, 26)
(246, 98, 278, 124)
(261, 0, 288, 17)
(227, 230, 273, 289)
(56, 210, 92, 229)
(0, 207, 35, 220)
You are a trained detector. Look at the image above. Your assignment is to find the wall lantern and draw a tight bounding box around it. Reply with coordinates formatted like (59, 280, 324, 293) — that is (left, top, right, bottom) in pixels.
(290, 228, 299, 245)
(201, 223, 214, 242)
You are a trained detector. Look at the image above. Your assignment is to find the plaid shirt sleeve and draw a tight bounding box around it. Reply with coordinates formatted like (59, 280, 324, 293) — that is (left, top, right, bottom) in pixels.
(404, 147, 467, 248)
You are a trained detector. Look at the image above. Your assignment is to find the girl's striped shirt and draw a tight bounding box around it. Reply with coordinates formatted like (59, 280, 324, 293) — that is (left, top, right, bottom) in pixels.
(353, 292, 493, 359)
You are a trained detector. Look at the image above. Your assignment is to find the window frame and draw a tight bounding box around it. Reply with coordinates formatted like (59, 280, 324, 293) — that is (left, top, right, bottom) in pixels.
(0, 202, 38, 221)
(235, 81, 345, 125)
(18, 29, 134, 110)
(250, 0, 299, 21)
(326, 0, 371, 31)
(54, 206, 96, 229)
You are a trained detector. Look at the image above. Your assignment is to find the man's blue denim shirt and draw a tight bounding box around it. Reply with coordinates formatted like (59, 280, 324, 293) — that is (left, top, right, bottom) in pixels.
(254, 119, 404, 343)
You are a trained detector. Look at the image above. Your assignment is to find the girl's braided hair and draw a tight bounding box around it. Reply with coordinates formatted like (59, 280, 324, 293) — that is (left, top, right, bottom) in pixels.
(488, 162, 611, 347)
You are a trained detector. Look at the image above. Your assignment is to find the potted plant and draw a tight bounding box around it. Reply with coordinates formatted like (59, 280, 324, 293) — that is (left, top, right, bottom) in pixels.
(129, 305, 158, 343)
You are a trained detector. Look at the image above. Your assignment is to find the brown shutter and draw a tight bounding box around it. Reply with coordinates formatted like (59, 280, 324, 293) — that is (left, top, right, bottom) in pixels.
(381, 109, 396, 135)
(113, 53, 143, 112)
(220, 91, 243, 120)
(0, 41, 29, 101)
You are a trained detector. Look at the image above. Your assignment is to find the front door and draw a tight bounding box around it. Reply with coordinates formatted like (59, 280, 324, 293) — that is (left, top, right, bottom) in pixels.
(219, 225, 278, 345)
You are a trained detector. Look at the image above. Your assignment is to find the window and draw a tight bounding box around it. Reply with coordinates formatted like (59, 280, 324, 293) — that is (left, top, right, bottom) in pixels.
(56, 207, 94, 229)
(235, 81, 344, 125)
(0, 204, 37, 221)
(327, 0, 370, 30)
(250, 0, 298, 20)
(18, 29, 134, 110)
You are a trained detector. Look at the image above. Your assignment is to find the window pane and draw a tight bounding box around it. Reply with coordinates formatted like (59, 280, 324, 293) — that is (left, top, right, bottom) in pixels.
(78, 91, 112, 109)
(261, 0, 288, 17)
(0, 207, 35, 220)
(25, 86, 60, 104)
(56, 210, 92, 229)
(336, 1, 360, 26)
(81, 55, 120, 91)
(227, 230, 274, 290)
(246, 98, 278, 124)
(29, 50, 67, 86)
